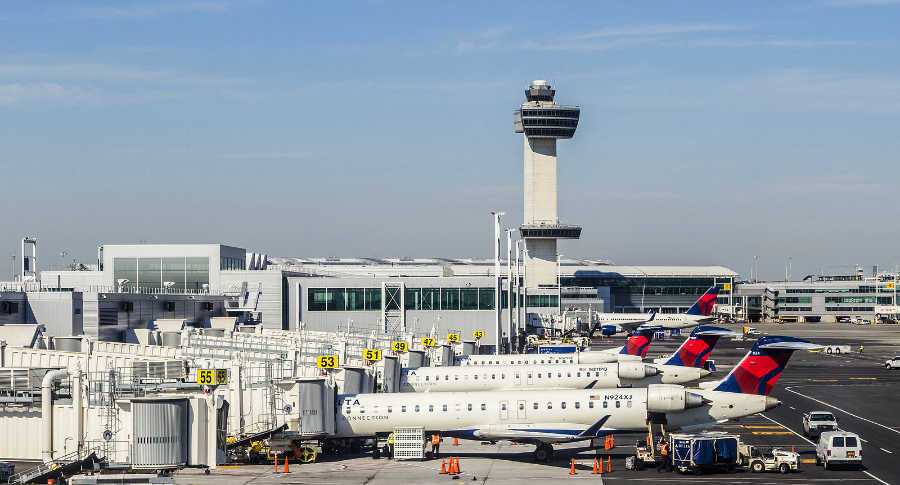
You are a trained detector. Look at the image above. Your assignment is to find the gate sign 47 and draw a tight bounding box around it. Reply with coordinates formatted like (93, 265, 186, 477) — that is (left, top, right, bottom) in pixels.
(362, 348, 382, 362)
(391, 341, 409, 353)
(421, 337, 436, 347)
(316, 355, 340, 369)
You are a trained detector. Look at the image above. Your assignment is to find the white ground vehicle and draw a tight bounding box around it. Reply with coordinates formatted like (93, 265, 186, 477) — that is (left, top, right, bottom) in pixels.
(885, 356, 900, 369)
(816, 431, 863, 470)
(740, 445, 799, 474)
(803, 411, 839, 436)
(822, 345, 851, 355)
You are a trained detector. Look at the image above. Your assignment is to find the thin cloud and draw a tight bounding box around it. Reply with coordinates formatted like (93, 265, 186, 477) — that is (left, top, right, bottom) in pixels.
(78, 1, 229, 19)
(455, 26, 513, 52)
(0, 82, 108, 106)
(0, 61, 249, 87)
(823, 0, 900, 7)
(574, 23, 742, 40)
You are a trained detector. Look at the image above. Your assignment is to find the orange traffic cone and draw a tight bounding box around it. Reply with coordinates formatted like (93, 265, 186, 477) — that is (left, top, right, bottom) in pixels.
(273, 454, 279, 473)
(569, 458, 577, 476)
(606, 456, 613, 473)
(283, 455, 290, 474)
(440, 459, 448, 474)
(592, 457, 602, 475)
(452, 437, 460, 446)
(455, 457, 462, 474)
(609, 436, 615, 448)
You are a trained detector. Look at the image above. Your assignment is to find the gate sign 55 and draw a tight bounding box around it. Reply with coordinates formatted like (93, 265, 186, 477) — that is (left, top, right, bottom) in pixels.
(421, 337, 436, 348)
(362, 348, 383, 362)
(196, 369, 228, 385)
(391, 341, 409, 353)
(316, 355, 340, 369)
(447, 333, 461, 344)
(473, 330, 485, 340)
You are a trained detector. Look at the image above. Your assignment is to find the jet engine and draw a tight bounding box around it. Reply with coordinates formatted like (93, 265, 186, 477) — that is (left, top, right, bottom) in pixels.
(646, 384, 706, 413)
(617, 362, 659, 380)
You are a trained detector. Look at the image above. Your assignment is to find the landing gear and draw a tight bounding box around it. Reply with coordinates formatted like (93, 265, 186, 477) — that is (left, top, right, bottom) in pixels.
(533, 443, 554, 462)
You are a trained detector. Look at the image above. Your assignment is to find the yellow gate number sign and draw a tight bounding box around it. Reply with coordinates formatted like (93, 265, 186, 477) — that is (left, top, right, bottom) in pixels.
(447, 333, 461, 344)
(362, 348, 383, 362)
(722, 283, 732, 291)
(196, 369, 228, 385)
(421, 337, 436, 347)
(391, 341, 409, 353)
(888, 282, 896, 290)
(473, 330, 485, 340)
(316, 355, 340, 369)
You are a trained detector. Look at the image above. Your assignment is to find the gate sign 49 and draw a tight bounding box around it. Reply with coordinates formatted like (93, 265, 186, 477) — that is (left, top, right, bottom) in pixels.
(447, 333, 461, 343)
(391, 341, 409, 353)
(421, 337, 436, 347)
(316, 355, 340, 369)
(362, 348, 383, 362)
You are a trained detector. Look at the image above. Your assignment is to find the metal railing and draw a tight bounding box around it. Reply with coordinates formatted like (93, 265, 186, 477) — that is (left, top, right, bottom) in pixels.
(8, 446, 101, 484)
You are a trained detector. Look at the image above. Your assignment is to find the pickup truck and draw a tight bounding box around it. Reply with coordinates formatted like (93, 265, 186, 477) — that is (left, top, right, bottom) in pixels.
(803, 411, 839, 437)
(886, 356, 900, 369)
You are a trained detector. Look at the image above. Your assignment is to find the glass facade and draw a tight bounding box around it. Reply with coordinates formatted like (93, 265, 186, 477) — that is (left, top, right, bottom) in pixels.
(113, 257, 209, 291)
(307, 287, 512, 311)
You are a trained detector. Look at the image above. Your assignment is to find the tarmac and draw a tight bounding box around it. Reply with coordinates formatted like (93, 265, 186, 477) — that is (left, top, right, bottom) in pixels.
(173, 323, 900, 485)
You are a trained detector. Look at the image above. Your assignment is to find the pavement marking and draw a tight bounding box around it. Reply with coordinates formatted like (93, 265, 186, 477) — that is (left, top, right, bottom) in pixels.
(789, 406, 797, 410)
(742, 425, 786, 429)
(864, 470, 891, 485)
(879, 447, 893, 454)
(785, 386, 900, 436)
(751, 431, 794, 436)
(849, 377, 878, 381)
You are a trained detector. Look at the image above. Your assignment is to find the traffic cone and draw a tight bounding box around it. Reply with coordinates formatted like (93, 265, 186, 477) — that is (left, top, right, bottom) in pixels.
(606, 456, 613, 473)
(273, 454, 279, 473)
(283, 455, 290, 474)
(440, 459, 448, 474)
(609, 436, 615, 448)
(453, 437, 460, 446)
(449, 457, 459, 475)
(592, 457, 601, 475)
(569, 458, 577, 476)
(454, 457, 462, 474)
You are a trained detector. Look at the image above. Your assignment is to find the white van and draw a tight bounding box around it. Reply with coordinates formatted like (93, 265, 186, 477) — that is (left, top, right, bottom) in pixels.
(816, 431, 862, 470)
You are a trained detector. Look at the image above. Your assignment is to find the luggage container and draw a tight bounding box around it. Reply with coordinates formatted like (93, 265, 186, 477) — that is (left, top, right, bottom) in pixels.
(670, 432, 739, 474)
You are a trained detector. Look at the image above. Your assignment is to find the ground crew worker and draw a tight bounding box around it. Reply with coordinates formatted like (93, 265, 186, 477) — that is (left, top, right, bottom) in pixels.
(859, 345, 864, 354)
(386, 432, 395, 458)
(656, 440, 671, 472)
(431, 433, 441, 458)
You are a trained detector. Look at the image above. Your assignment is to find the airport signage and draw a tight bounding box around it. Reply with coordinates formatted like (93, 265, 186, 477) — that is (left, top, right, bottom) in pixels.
(875, 305, 900, 314)
(196, 368, 228, 385)
(316, 355, 340, 369)
(473, 330, 485, 340)
(391, 341, 409, 353)
(362, 348, 382, 362)
(421, 337, 437, 347)
(447, 333, 461, 344)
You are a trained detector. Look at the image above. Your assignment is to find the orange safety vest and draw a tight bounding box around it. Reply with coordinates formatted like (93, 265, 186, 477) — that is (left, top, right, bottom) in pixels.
(432, 435, 441, 445)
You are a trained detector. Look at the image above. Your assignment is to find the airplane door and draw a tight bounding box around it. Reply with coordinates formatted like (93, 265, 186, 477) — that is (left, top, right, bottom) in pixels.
(516, 400, 526, 420)
(527, 372, 533, 386)
(499, 400, 509, 421)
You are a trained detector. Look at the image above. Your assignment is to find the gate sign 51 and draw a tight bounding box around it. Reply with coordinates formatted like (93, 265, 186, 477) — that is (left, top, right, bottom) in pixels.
(316, 355, 340, 369)
(362, 348, 382, 362)
(447, 333, 461, 344)
(196, 369, 228, 385)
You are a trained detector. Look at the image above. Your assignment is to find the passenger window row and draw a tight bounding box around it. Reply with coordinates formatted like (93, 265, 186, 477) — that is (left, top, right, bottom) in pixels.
(345, 399, 632, 415)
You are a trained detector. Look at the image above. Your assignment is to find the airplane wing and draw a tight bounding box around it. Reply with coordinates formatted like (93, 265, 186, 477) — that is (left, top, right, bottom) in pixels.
(458, 415, 613, 444)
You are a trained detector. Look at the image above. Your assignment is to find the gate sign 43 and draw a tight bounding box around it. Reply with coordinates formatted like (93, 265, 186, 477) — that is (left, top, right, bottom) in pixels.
(196, 369, 228, 385)
(473, 330, 485, 340)
(421, 337, 436, 347)
(362, 348, 383, 362)
(316, 355, 340, 369)
(447, 333, 461, 343)
(391, 341, 409, 353)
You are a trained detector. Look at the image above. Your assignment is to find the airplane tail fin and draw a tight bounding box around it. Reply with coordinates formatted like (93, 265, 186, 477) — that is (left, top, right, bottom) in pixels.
(620, 326, 660, 358)
(685, 287, 719, 316)
(663, 325, 736, 368)
(713, 336, 821, 395)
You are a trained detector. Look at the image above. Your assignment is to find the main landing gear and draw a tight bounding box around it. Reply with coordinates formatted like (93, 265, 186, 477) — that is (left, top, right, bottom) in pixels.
(533, 443, 554, 462)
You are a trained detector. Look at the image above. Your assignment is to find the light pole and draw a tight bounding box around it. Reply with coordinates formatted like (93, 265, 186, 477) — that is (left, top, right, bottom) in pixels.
(505, 228, 514, 354)
(557, 254, 563, 334)
(491, 211, 505, 355)
(514, 240, 521, 352)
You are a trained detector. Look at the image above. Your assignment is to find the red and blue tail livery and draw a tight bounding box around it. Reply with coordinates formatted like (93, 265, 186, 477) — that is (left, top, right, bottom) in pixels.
(663, 325, 735, 368)
(685, 286, 720, 316)
(714, 336, 820, 395)
(621, 326, 659, 357)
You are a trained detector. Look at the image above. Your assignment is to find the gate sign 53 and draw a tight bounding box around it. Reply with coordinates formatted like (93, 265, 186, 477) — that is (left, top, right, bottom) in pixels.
(447, 333, 461, 344)
(196, 369, 228, 385)
(473, 330, 485, 340)
(316, 355, 340, 369)
(421, 337, 436, 348)
(362, 348, 383, 362)
(391, 341, 409, 353)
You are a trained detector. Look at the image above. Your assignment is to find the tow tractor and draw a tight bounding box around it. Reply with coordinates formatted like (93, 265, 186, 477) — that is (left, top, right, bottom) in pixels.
(739, 444, 799, 474)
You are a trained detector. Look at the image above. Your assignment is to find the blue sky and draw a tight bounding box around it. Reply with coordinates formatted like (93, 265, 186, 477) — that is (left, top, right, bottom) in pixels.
(2, 0, 899, 280)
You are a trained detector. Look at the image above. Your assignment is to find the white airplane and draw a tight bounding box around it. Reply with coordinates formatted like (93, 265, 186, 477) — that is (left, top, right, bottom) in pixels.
(330, 336, 818, 461)
(591, 286, 720, 337)
(457, 326, 660, 367)
(400, 326, 737, 392)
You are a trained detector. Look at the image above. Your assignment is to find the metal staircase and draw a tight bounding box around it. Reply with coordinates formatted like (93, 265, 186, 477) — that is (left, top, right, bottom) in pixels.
(8, 448, 102, 484)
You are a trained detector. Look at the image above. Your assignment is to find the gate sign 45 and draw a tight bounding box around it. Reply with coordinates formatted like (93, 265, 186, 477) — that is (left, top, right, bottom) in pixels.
(447, 333, 461, 343)
(316, 355, 340, 369)
(196, 369, 228, 385)
(362, 348, 382, 362)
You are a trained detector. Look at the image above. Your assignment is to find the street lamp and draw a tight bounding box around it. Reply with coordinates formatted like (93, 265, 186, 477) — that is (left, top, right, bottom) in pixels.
(491, 211, 505, 355)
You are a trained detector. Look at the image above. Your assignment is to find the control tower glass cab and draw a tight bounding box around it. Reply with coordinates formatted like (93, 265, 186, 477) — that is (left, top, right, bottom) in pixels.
(514, 80, 581, 288)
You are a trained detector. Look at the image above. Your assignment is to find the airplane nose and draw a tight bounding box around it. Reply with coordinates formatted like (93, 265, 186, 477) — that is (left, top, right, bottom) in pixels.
(765, 396, 781, 410)
(698, 368, 711, 378)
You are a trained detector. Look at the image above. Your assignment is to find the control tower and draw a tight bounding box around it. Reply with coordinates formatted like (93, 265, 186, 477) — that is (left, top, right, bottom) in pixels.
(514, 80, 581, 288)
